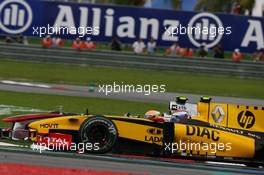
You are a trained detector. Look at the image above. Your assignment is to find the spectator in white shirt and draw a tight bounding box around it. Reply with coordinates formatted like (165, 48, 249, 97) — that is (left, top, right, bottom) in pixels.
(147, 38, 156, 54)
(52, 33, 64, 48)
(165, 42, 181, 56)
(132, 39, 146, 54)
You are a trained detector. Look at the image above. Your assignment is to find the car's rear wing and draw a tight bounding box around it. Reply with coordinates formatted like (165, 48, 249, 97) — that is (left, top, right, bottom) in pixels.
(195, 102, 264, 133)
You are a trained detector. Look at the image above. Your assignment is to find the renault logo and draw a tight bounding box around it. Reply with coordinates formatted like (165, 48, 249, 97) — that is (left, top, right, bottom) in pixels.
(211, 106, 225, 123)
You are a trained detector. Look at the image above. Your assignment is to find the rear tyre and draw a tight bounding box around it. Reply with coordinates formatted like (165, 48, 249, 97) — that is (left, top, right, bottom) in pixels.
(79, 116, 118, 153)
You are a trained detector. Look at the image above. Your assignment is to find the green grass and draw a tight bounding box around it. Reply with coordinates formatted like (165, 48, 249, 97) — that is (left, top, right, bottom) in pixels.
(0, 90, 167, 127)
(0, 59, 263, 99)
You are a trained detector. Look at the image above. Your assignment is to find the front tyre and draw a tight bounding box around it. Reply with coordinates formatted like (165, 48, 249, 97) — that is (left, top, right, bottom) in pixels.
(79, 116, 118, 153)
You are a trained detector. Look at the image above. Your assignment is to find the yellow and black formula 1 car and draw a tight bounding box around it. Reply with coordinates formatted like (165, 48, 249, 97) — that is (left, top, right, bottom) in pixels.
(1, 97, 264, 163)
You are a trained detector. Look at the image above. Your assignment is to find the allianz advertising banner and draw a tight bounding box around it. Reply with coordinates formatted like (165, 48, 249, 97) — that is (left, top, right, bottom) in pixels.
(0, 0, 264, 52)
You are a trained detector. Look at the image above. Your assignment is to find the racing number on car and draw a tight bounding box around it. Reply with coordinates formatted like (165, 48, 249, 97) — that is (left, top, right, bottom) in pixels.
(237, 111, 255, 129)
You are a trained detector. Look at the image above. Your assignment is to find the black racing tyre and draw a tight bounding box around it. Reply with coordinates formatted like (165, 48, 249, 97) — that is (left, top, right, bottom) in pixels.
(79, 115, 118, 153)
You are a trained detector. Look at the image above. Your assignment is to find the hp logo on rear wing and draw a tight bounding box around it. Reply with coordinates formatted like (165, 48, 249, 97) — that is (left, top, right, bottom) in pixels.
(237, 110, 255, 129)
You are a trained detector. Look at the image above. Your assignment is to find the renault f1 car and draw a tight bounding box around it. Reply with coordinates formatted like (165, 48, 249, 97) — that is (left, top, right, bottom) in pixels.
(1, 97, 264, 163)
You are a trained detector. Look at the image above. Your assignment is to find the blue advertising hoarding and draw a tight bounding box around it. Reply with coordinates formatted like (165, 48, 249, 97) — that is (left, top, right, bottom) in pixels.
(0, 0, 264, 52)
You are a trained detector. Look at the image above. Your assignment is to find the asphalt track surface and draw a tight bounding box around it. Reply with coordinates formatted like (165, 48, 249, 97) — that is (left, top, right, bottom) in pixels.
(0, 81, 264, 105)
(0, 146, 263, 175)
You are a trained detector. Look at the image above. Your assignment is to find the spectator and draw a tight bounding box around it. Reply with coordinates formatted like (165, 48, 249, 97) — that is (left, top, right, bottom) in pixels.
(111, 37, 122, 51)
(165, 42, 181, 56)
(42, 35, 52, 48)
(213, 44, 224, 58)
(5, 36, 14, 43)
(252, 49, 264, 62)
(198, 43, 208, 58)
(147, 37, 156, 54)
(232, 48, 242, 62)
(232, 2, 242, 15)
(83, 37, 96, 51)
(16, 34, 28, 45)
(182, 48, 193, 58)
(132, 38, 145, 54)
(52, 34, 64, 48)
(17, 35, 22, 44)
(72, 37, 83, 50)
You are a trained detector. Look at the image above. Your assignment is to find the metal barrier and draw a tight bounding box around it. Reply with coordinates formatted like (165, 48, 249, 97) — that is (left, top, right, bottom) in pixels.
(0, 42, 264, 79)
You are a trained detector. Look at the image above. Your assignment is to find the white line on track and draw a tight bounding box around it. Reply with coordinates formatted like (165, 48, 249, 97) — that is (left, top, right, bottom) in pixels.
(206, 161, 246, 167)
(1, 80, 51, 88)
(0, 142, 19, 147)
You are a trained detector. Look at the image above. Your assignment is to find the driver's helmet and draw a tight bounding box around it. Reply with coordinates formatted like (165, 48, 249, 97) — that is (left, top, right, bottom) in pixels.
(144, 110, 161, 119)
(170, 111, 189, 122)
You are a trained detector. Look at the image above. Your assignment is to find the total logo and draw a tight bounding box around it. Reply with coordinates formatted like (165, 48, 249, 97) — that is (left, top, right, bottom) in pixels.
(187, 12, 230, 48)
(0, 0, 32, 34)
